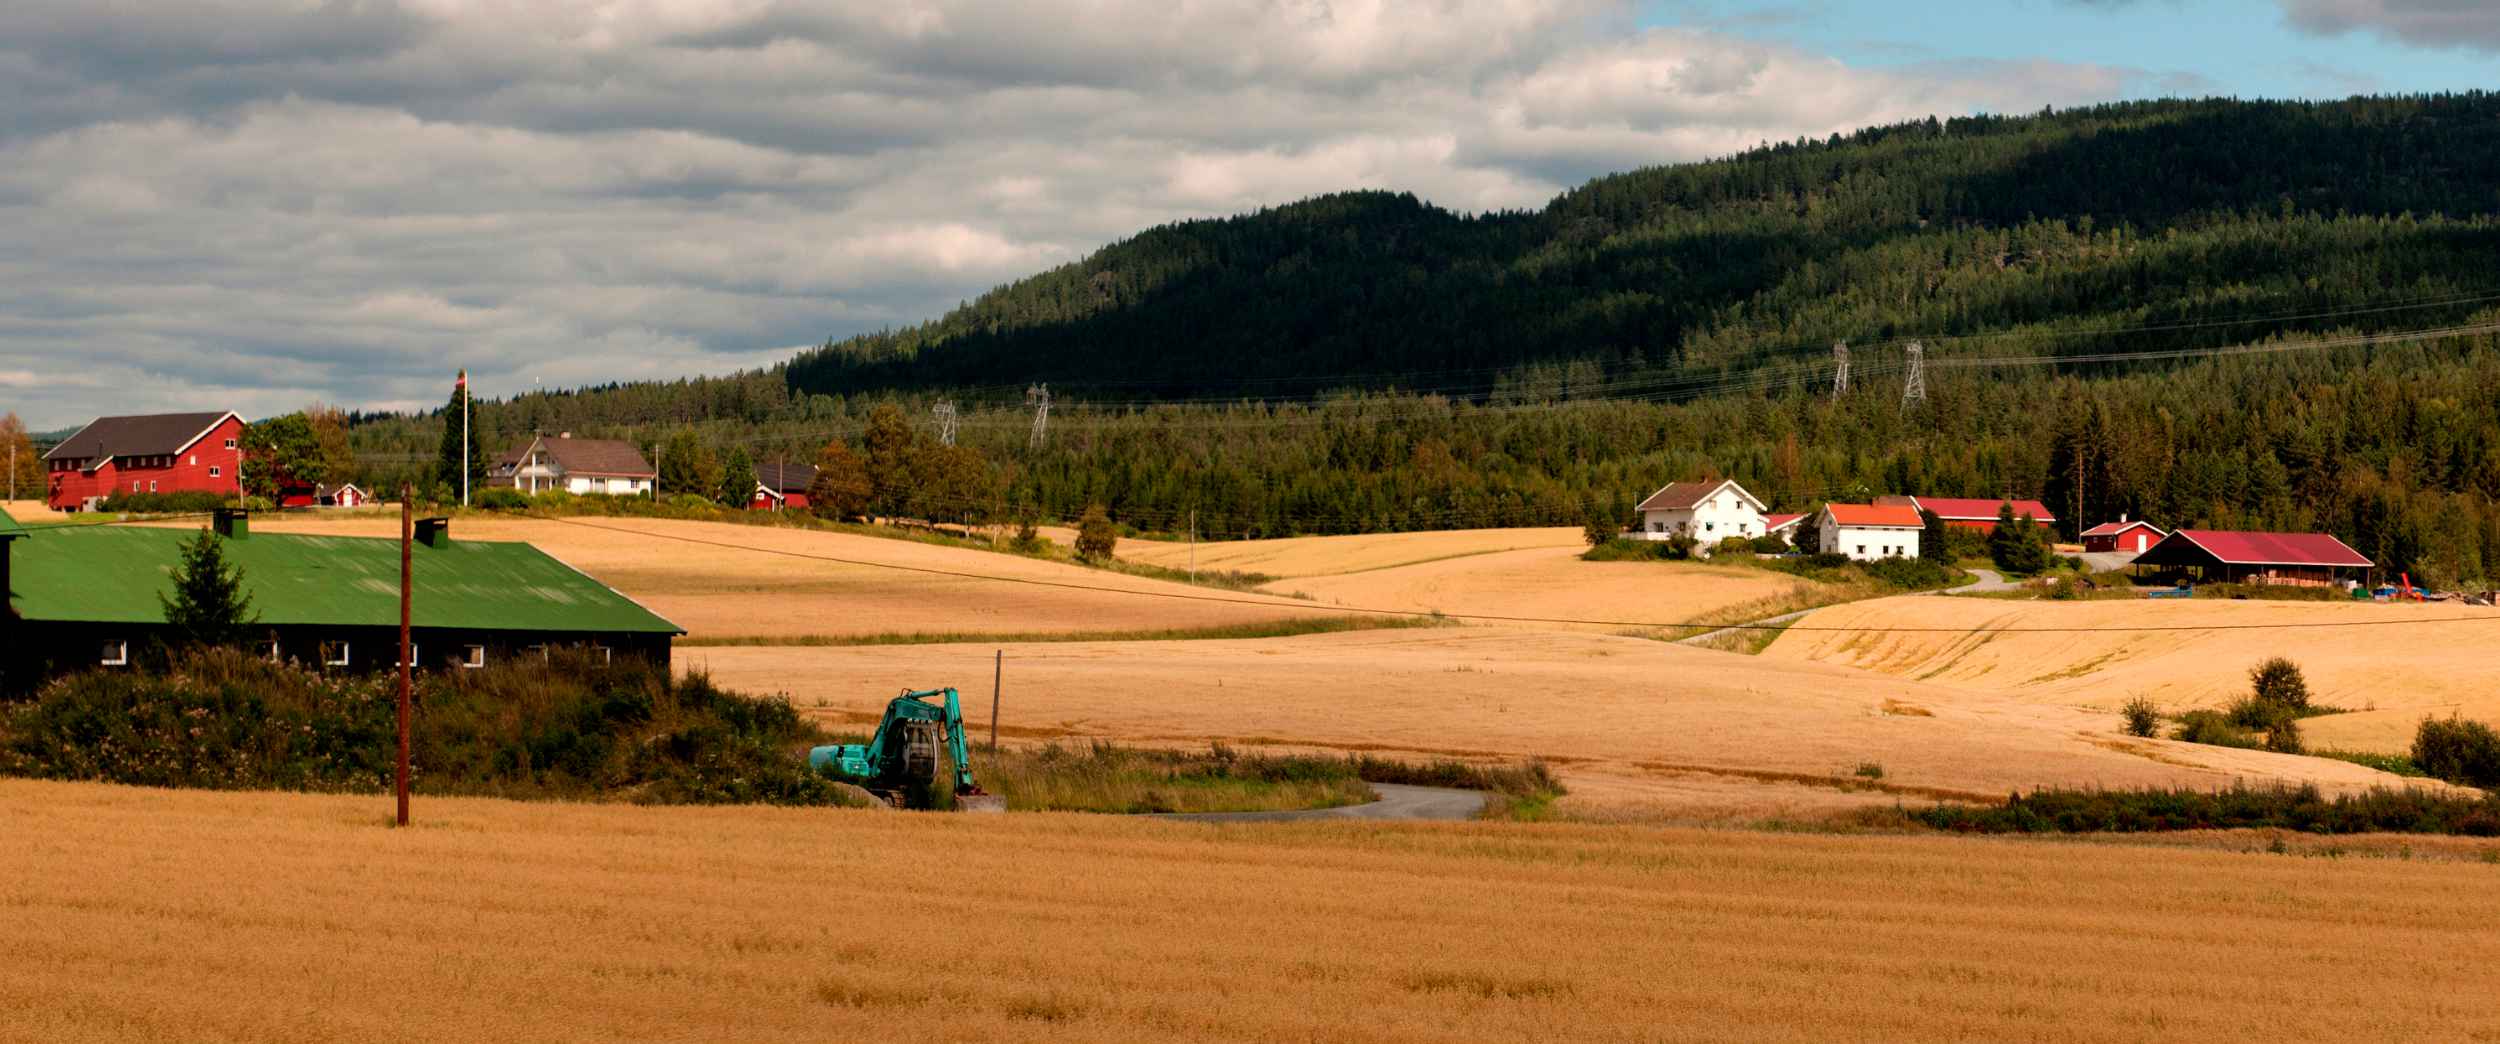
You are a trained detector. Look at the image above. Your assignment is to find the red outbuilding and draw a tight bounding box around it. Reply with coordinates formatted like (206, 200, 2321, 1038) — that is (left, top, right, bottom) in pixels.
(749, 461, 818, 512)
(2081, 517, 2166, 555)
(1882, 495, 2059, 533)
(43, 412, 245, 512)
(2131, 529, 2373, 588)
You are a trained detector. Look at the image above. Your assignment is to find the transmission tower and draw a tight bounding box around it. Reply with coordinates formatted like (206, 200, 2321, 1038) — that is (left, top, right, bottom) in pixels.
(932, 401, 958, 447)
(1831, 341, 1850, 397)
(1024, 383, 1051, 450)
(1901, 340, 1927, 407)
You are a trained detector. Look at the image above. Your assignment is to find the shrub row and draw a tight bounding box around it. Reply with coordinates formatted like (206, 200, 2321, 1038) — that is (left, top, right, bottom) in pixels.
(2413, 717, 2500, 789)
(1913, 783, 2500, 836)
(0, 648, 849, 806)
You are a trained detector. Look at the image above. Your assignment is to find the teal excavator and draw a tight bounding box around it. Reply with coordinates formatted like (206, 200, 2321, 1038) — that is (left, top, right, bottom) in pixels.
(808, 688, 1005, 811)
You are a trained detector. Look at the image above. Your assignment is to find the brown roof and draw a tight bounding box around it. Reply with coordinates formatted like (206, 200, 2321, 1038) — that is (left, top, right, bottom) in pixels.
(43, 411, 237, 462)
(499, 435, 654, 478)
(756, 461, 818, 494)
(1635, 479, 1762, 512)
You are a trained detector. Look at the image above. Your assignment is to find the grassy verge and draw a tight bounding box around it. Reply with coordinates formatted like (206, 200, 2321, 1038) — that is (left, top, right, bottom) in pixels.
(975, 742, 1376, 814)
(1910, 783, 2500, 836)
(678, 615, 1453, 648)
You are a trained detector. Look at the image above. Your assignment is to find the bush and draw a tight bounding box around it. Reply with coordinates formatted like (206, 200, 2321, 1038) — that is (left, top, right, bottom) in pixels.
(1714, 536, 1755, 558)
(1860, 556, 1955, 591)
(96, 490, 233, 514)
(2248, 657, 2311, 711)
(0, 649, 848, 806)
(475, 488, 530, 511)
(2413, 717, 2500, 789)
(1912, 782, 2500, 836)
(1074, 504, 1118, 561)
(1751, 533, 1792, 554)
(2119, 697, 2161, 738)
(2171, 709, 2259, 749)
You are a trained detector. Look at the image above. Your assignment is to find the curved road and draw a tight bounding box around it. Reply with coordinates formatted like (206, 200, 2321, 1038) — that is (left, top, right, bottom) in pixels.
(1156, 783, 1486, 823)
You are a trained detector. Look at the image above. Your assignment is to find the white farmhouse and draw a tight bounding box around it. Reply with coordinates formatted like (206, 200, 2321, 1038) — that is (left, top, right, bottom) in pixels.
(1632, 479, 1768, 543)
(1813, 503, 1924, 561)
(489, 434, 659, 496)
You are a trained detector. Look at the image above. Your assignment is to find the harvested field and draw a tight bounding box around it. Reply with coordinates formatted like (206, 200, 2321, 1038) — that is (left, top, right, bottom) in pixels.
(1764, 597, 2500, 754)
(204, 515, 1340, 641)
(1273, 545, 1810, 630)
(6, 779, 2498, 1044)
(692, 627, 2421, 814)
(1, 499, 73, 524)
(1110, 526, 1584, 578)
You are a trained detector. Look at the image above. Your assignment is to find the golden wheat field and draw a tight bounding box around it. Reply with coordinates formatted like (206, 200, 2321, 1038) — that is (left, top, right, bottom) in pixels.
(0, 499, 71, 524)
(1108, 526, 1586, 578)
(691, 626, 2422, 818)
(1765, 596, 2500, 754)
(5, 779, 2497, 1044)
(214, 515, 1340, 640)
(1272, 545, 1811, 629)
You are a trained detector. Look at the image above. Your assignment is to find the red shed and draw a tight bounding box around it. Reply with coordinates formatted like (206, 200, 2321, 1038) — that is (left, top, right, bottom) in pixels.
(1888, 495, 2058, 533)
(2081, 517, 2166, 554)
(750, 461, 818, 512)
(42, 412, 245, 512)
(2132, 529, 2373, 587)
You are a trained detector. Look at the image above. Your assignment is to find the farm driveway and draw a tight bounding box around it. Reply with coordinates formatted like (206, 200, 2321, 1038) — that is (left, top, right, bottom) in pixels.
(1157, 783, 1486, 823)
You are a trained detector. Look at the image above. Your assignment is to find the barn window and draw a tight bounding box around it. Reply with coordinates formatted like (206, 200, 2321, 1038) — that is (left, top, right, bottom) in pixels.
(588, 644, 613, 664)
(396, 644, 419, 668)
(188, 455, 197, 466)
(462, 645, 486, 669)
(208, 467, 221, 478)
(224, 438, 237, 449)
(321, 641, 351, 667)
(101, 640, 129, 667)
(263, 639, 282, 662)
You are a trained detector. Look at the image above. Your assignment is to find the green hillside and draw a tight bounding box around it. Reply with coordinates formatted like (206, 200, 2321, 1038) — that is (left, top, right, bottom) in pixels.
(789, 94, 2500, 398)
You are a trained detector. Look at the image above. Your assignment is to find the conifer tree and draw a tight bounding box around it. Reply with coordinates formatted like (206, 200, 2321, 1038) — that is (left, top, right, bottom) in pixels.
(160, 527, 259, 647)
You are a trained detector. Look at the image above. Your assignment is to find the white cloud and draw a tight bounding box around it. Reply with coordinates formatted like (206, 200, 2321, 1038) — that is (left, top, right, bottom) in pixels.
(0, 0, 2190, 426)
(2279, 0, 2500, 52)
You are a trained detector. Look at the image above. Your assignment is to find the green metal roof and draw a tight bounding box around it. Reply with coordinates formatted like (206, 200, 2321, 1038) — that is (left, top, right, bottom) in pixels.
(0, 507, 24, 540)
(6, 523, 681, 635)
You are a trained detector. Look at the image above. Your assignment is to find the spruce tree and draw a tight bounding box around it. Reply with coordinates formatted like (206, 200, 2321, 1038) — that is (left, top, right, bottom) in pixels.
(718, 446, 756, 506)
(160, 528, 259, 647)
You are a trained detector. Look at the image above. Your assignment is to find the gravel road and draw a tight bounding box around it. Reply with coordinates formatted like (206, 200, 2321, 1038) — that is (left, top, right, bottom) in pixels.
(1156, 783, 1486, 823)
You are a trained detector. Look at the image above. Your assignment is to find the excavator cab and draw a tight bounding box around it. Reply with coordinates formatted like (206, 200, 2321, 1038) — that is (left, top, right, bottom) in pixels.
(807, 688, 1005, 811)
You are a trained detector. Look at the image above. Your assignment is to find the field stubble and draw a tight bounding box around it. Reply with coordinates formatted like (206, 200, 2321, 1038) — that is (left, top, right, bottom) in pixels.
(6, 779, 2499, 1043)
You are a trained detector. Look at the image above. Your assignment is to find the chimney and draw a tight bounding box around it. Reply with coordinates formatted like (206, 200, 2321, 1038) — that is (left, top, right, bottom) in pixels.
(2120, 513, 2128, 523)
(213, 507, 249, 540)
(416, 517, 452, 549)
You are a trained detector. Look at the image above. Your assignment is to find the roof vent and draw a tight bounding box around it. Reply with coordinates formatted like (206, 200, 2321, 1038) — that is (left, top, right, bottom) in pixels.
(213, 507, 249, 540)
(416, 517, 452, 549)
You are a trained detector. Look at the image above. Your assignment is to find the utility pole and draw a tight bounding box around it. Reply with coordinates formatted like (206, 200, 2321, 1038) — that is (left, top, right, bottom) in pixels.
(396, 486, 413, 828)
(1901, 340, 1926, 407)
(1188, 509, 1197, 582)
(1025, 384, 1051, 450)
(1831, 341, 1850, 397)
(933, 401, 958, 447)
(460, 369, 471, 508)
(989, 650, 1002, 755)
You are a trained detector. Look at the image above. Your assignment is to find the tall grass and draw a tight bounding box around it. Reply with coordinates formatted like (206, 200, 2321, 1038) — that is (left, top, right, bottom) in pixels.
(977, 742, 1374, 813)
(1912, 783, 2500, 836)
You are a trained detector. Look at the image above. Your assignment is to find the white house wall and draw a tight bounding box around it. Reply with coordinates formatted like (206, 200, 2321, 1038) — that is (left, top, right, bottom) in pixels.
(1820, 523, 1921, 561)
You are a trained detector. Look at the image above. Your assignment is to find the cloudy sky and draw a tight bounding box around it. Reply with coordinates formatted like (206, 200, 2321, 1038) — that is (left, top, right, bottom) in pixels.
(4, 0, 2495, 429)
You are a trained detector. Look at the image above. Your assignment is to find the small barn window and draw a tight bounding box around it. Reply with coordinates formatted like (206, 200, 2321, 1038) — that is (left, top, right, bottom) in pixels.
(588, 644, 612, 664)
(208, 467, 221, 478)
(396, 644, 419, 668)
(321, 641, 351, 667)
(263, 639, 282, 662)
(462, 645, 486, 669)
(224, 438, 238, 449)
(101, 640, 129, 667)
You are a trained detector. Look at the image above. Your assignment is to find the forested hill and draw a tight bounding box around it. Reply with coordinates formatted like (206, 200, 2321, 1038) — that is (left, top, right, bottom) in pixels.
(789, 94, 2500, 399)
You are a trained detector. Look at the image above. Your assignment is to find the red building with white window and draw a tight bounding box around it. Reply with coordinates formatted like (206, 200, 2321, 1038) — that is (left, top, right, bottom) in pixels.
(42, 412, 245, 511)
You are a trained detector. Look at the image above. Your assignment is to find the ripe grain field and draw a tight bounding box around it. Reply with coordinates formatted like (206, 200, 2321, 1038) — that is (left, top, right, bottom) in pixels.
(4, 780, 2496, 1043)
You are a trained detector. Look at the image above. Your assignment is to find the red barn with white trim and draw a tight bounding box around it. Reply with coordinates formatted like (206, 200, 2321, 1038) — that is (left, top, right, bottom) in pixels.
(42, 412, 245, 512)
(2081, 517, 2166, 554)
(1886, 495, 2058, 533)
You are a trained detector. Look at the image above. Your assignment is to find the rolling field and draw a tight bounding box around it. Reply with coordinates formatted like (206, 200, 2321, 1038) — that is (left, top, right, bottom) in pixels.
(1764, 596, 2500, 754)
(207, 514, 1342, 641)
(695, 626, 2420, 818)
(1272, 545, 1812, 630)
(1109, 526, 1585, 578)
(7, 779, 2498, 1044)
(0, 499, 72, 524)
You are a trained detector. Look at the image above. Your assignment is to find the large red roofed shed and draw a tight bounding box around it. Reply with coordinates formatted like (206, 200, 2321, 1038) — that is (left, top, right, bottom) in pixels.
(1891, 496, 2057, 532)
(2133, 529, 2373, 587)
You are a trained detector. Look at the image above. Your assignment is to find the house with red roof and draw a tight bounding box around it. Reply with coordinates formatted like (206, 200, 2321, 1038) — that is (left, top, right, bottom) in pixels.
(2081, 517, 2166, 555)
(2131, 530, 2373, 588)
(1812, 503, 1923, 561)
(1880, 495, 2057, 534)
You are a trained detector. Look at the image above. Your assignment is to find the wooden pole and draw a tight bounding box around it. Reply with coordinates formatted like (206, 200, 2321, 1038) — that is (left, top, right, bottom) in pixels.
(396, 486, 413, 827)
(989, 649, 1002, 754)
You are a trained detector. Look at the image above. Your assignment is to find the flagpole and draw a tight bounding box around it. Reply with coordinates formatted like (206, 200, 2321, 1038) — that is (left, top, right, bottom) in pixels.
(460, 369, 470, 508)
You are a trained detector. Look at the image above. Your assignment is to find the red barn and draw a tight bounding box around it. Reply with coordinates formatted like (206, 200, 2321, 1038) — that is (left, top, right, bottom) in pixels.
(42, 412, 245, 512)
(749, 461, 818, 512)
(1884, 495, 2058, 533)
(2081, 517, 2166, 555)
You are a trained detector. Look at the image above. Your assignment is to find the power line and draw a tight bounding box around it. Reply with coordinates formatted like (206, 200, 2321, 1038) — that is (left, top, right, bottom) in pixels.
(539, 516, 2497, 635)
